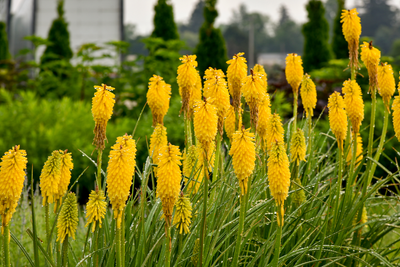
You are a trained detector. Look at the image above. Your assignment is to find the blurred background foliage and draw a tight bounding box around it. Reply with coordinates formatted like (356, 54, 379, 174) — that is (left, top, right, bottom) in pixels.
(0, 0, 400, 202)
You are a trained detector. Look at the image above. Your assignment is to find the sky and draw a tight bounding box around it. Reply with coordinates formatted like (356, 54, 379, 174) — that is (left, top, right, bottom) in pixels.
(125, 0, 364, 35)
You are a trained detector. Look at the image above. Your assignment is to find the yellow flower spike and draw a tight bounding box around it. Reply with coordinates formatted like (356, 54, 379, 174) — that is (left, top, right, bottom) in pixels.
(156, 143, 182, 226)
(183, 145, 201, 194)
(193, 98, 218, 151)
(328, 92, 348, 151)
(177, 55, 199, 117)
(292, 178, 306, 208)
(266, 113, 285, 151)
(225, 105, 242, 142)
(40, 150, 62, 206)
(290, 128, 307, 166)
(257, 94, 272, 150)
(0, 145, 27, 230)
(92, 84, 115, 150)
(85, 189, 107, 232)
(173, 192, 193, 234)
(285, 53, 304, 94)
(346, 133, 363, 168)
(149, 124, 168, 174)
(106, 135, 137, 229)
(191, 238, 200, 266)
(206, 72, 230, 136)
(54, 150, 73, 212)
(341, 8, 361, 68)
(242, 70, 266, 128)
(189, 73, 203, 116)
(226, 53, 247, 109)
(391, 94, 400, 141)
(253, 64, 268, 88)
(147, 75, 171, 126)
(342, 79, 364, 133)
(360, 41, 381, 92)
(268, 140, 291, 226)
(56, 192, 78, 242)
(378, 63, 395, 109)
(229, 128, 256, 195)
(300, 74, 317, 118)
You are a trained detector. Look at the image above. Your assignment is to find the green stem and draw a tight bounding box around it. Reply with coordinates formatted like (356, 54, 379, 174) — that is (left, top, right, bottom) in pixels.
(121, 208, 126, 267)
(199, 151, 209, 267)
(364, 89, 376, 191)
(116, 227, 122, 267)
(165, 225, 171, 267)
(293, 91, 298, 132)
(232, 193, 247, 267)
(367, 107, 389, 186)
(30, 166, 40, 267)
(96, 150, 103, 191)
(61, 237, 68, 267)
(45, 203, 52, 254)
(213, 133, 221, 182)
(272, 206, 283, 267)
(333, 146, 343, 223)
(93, 225, 99, 267)
(345, 132, 358, 206)
(57, 241, 61, 267)
(3, 226, 9, 267)
(235, 108, 240, 131)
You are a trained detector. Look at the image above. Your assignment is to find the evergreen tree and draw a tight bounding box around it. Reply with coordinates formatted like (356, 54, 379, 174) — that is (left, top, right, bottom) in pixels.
(195, 0, 228, 75)
(331, 0, 348, 59)
(302, 0, 332, 72)
(41, 0, 73, 65)
(186, 0, 205, 33)
(274, 5, 303, 54)
(0, 22, 10, 68)
(360, 0, 397, 37)
(151, 0, 179, 41)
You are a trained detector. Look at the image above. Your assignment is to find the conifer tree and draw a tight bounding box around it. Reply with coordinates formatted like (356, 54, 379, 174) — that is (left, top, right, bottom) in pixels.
(41, 0, 73, 65)
(0, 22, 10, 67)
(195, 0, 228, 75)
(332, 0, 348, 59)
(302, 0, 332, 71)
(151, 0, 179, 41)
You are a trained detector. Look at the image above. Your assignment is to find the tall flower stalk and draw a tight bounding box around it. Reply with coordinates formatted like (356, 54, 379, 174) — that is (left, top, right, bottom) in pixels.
(268, 140, 290, 267)
(0, 146, 27, 267)
(285, 53, 304, 131)
(230, 128, 256, 267)
(193, 98, 218, 266)
(156, 144, 182, 267)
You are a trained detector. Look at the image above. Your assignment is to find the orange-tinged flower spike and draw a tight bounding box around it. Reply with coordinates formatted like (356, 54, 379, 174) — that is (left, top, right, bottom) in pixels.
(225, 105, 242, 142)
(193, 99, 218, 150)
(147, 75, 171, 126)
(177, 55, 199, 117)
(92, 84, 115, 150)
(0, 145, 27, 229)
(300, 74, 317, 118)
(56, 192, 78, 242)
(392, 94, 400, 141)
(253, 64, 268, 88)
(290, 128, 306, 166)
(149, 124, 168, 174)
(266, 113, 285, 151)
(378, 63, 395, 109)
(242, 70, 266, 128)
(229, 128, 256, 195)
(346, 133, 363, 168)
(54, 150, 73, 211)
(285, 53, 304, 94)
(257, 94, 272, 150)
(156, 143, 182, 225)
(328, 92, 348, 151)
(342, 79, 364, 133)
(226, 53, 247, 109)
(268, 140, 290, 227)
(341, 8, 361, 68)
(360, 41, 381, 92)
(173, 192, 192, 234)
(183, 145, 201, 194)
(85, 189, 107, 232)
(40, 150, 61, 206)
(106, 135, 137, 229)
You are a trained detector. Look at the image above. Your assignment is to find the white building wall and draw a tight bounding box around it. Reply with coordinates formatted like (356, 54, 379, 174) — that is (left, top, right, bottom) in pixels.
(35, 0, 121, 65)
